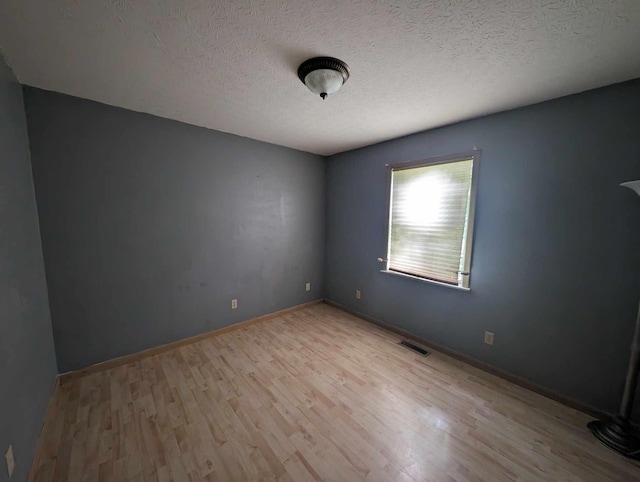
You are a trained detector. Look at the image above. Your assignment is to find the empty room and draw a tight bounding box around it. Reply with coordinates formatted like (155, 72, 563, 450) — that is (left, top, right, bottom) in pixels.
(3, 0, 640, 481)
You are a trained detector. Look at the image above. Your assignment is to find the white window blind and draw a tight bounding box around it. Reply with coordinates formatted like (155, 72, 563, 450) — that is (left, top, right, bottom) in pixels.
(388, 157, 475, 286)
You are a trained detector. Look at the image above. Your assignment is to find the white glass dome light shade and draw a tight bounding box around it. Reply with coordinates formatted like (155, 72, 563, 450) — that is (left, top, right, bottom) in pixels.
(621, 180, 640, 197)
(304, 69, 344, 99)
(297, 57, 350, 100)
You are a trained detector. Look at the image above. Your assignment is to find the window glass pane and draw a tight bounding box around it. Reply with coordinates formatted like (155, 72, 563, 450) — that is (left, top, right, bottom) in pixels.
(388, 159, 473, 285)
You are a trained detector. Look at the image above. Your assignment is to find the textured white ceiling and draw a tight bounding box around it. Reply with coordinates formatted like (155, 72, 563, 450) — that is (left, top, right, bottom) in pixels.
(1, 1, 640, 156)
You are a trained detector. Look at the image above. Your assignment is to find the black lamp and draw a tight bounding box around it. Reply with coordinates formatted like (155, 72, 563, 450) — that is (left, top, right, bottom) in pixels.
(588, 180, 640, 458)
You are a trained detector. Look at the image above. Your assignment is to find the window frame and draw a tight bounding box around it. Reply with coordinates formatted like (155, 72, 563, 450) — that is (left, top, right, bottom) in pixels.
(382, 149, 481, 290)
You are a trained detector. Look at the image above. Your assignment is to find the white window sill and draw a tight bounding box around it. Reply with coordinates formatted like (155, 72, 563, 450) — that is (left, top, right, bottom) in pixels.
(379, 269, 471, 291)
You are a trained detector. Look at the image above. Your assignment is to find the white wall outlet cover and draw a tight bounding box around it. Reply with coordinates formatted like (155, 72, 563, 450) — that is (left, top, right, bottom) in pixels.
(306, 282, 311, 291)
(5, 445, 15, 478)
(484, 331, 494, 345)
(356, 290, 361, 299)
(231, 299, 238, 309)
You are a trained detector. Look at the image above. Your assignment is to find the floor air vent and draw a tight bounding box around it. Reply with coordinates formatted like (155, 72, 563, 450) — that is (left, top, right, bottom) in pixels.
(399, 340, 430, 357)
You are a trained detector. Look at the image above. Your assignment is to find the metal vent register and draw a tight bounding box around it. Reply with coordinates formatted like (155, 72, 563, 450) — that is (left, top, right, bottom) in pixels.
(399, 340, 430, 357)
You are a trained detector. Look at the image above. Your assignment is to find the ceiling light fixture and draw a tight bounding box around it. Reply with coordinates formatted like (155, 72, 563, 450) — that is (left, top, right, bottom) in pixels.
(298, 57, 350, 100)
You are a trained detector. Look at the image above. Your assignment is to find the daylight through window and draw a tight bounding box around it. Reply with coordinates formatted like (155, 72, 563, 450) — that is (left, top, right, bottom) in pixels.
(385, 152, 478, 288)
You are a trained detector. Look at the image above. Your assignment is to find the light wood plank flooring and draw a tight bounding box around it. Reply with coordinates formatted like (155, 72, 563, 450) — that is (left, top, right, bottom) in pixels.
(29, 304, 640, 481)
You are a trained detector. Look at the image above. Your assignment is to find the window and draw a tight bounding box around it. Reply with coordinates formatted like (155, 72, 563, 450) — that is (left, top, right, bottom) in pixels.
(382, 151, 479, 289)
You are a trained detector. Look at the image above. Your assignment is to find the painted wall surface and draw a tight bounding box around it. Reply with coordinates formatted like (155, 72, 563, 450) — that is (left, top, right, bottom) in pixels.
(24, 88, 325, 373)
(325, 79, 640, 414)
(0, 60, 57, 482)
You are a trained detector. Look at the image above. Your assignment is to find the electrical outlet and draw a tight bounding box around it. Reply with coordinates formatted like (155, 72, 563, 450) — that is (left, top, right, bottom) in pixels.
(356, 290, 361, 300)
(231, 299, 238, 310)
(484, 331, 494, 346)
(306, 282, 311, 291)
(5, 445, 15, 478)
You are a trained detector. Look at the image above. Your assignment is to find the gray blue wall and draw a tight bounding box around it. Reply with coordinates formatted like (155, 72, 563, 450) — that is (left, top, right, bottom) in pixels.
(23, 88, 325, 373)
(325, 79, 640, 414)
(0, 59, 57, 482)
(16, 74, 640, 423)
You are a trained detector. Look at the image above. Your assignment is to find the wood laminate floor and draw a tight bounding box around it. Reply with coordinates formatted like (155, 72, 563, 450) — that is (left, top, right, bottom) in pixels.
(29, 304, 640, 481)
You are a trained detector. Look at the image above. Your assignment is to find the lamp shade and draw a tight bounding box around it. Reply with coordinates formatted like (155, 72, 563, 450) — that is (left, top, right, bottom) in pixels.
(621, 180, 640, 197)
(303, 69, 345, 97)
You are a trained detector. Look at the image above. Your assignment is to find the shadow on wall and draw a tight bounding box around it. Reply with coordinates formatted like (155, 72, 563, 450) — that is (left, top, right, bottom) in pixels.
(0, 55, 57, 481)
